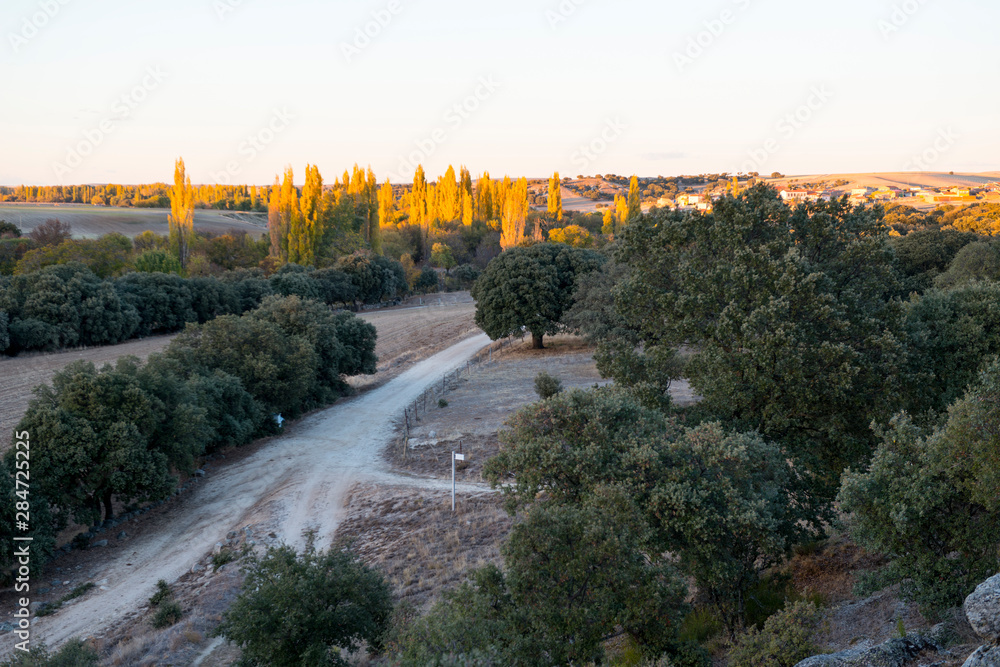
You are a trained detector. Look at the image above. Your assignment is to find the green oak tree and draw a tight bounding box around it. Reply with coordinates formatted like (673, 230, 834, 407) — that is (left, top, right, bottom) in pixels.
(613, 185, 909, 495)
(471, 242, 601, 349)
(215, 542, 394, 667)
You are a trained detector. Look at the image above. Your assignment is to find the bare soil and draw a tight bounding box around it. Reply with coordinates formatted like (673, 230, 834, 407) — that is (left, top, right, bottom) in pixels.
(0, 204, 265, 240)
(337, 485, 511, 609)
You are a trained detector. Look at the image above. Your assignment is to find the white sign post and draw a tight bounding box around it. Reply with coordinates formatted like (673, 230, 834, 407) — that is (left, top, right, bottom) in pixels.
(452, 452, 465, 512)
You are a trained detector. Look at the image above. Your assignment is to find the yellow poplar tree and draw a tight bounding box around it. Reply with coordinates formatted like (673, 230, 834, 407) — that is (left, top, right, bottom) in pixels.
(268, 176, 285, 261)
(290, 164, 322, 266)
(476, 172, 494, 223)
(627, 175, 642, 221)
(500, 177, 529, 251)
(168, 157, 195, 268)
(439, 165, 460, 222)
(410, 165, 427, 229)
(548, 171, 563, 222)
(462, 191, 474, 226)
(602, 207, 617, 237)
(378, 179, 397, 229)
(615, 193, 629, 225)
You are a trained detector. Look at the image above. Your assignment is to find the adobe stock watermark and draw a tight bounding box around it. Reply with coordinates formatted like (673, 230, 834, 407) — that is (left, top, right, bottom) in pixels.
(388, 75, 501, 182)
(213, 0, 251, 20)
(341, 0, 403, 63)
(673, 0, 752, 73)
(878, 0, 929, 39)
(571, 118, 628, 171)
(8, 0, 72, 54)
(902, 127, 959, 171)
(211, 108, 295, 184)
(51, 67, 168, 180)
(546, 0, 588, 30)
(739, 85, 834, 174)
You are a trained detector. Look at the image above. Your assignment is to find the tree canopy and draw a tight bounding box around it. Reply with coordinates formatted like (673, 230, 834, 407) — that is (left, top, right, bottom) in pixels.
(471, 242, 602, 349)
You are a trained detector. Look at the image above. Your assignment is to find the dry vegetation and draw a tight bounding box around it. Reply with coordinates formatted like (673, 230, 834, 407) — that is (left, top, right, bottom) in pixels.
(338, 486, 511, 608)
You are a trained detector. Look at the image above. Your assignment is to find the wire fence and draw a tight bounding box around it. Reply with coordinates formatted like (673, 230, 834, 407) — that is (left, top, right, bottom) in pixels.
(399, 334, 523, 459)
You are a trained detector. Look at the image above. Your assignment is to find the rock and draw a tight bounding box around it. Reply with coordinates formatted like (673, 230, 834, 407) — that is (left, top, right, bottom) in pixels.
(91, 540, 108, 548)
(97, 579, 108, 586)
(963, 645, 1000, 666)
(795, 636, 942, 667)
(965, 574, 1000, 642)
(213, 542, 224, 555)
(429, 430, 437, 439)
(117, 531, 127, 540)
(191, 563, 204, 573)
(194, 469, 206, 477)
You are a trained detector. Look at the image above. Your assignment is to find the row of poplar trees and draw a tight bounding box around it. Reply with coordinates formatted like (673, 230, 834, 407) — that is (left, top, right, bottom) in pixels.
(166, 158, 579, 270)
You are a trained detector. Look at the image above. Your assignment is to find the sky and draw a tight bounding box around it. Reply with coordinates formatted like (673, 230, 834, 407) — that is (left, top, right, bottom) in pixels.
(0, 0, 997, 185)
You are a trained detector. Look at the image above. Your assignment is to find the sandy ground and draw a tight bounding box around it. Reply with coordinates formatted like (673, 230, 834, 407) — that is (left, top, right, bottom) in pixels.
(0, 204, 266, 240)
(0, 296, 477, 452)
(0, 332, 492, 654)
(559, 185, 609, 213)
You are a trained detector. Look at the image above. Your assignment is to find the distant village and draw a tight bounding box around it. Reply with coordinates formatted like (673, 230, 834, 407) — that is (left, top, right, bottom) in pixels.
(661, 182, 1000, 214)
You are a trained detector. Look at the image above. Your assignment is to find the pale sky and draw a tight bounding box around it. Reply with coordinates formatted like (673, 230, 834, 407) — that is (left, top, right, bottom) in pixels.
(0, 0, 996, 185)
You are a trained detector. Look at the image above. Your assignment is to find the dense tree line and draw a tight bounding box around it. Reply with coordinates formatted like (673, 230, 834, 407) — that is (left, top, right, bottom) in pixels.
(0, 255, 405, 356)
(441, 183, 1000, 664)
(0, 295, 377, 575)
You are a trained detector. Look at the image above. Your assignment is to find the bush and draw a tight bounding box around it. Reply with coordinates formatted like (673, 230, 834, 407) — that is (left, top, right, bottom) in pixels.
(166, 315, 318, 417)
(415, 265, 440, 293)
(152, 599, 183, 629)
(838, 401, 1000, 613)
(727, 602, 823, 667)
(133, 249, 182, 274)
(2, 263, 139, 352)
(533, 371, 563, 400)
(0, 639, 98, 667)
(149, 579, 172, 607)
(215, 542, 393, 667)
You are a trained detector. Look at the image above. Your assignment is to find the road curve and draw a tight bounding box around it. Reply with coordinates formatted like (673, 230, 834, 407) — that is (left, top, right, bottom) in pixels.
(21, 332, 492, 649)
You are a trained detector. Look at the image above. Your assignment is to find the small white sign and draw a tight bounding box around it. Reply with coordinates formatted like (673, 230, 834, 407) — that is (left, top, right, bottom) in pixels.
(454, 453, 465, 461)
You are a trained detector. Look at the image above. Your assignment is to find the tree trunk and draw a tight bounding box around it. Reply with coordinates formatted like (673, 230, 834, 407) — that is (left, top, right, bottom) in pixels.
(532, 332, 545, 349)
(102, 489, 114, 522)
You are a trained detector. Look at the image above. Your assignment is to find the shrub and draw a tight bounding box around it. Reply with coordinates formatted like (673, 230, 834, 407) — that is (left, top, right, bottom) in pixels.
(727, 602, 823, 667)
(415, 265, 440, 293)
(838, 407, 1000, 613)
(133, 249, 182, 275)
(215, 542, 393, 667)
(149, 580, 172, 607)
(152, 599, 183, 629)
(0, 638, 98, 667)
(533, 371, 563, 400)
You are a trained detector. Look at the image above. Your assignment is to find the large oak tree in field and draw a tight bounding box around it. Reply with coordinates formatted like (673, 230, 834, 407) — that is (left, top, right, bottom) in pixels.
(471, 242, 601, 349)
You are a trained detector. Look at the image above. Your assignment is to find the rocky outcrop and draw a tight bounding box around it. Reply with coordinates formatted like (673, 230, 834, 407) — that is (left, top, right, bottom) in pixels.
(966, 575, 1000, 644)
(962, 573, 1000, 667)
(962, 645, 1000, 667)
(794, 636, 942, 667)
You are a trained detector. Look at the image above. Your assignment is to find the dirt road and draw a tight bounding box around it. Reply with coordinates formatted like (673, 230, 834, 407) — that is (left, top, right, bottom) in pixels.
(0, 297, 476, 451)
(13, 332, 491, 650)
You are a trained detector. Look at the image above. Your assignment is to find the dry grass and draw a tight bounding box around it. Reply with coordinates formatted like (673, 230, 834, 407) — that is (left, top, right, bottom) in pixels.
(337, 484, 511, 608)
(386, 334, 609, 479)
